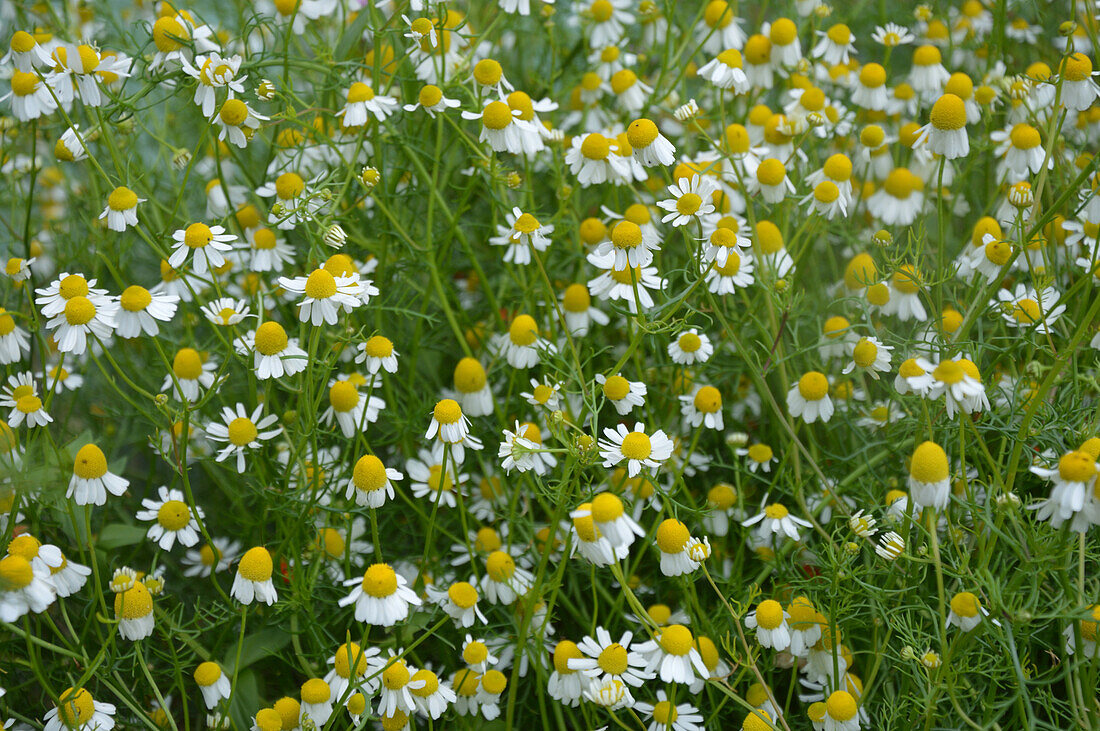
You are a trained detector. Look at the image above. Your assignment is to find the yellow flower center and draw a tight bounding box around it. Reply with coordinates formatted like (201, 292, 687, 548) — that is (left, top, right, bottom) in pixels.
(346, 82, 375, 103)
(1063, 53, 1093, 82)
(626, 118, 659, 148)
(826, 691, 858, 721)
(481, 101, 513, 130)
(910, 441, 949, 483)
(950, 591, 981, 618)
(453, 357, 487, 393)
(713, 252, 742, 276)
(275, 172, 305, 200)
(194, 661, 222, 687)
(677, 193, 703, 215)
(219, 99, 248, 126)
(153, 17, 188, 52)
(563, 284, 591, 312)
(73, 443, 108, 479)
(704, 0, 733, 28)
(747, 444, 773, 463)
(798, 371, 829, 401)
(254, 322, 289, 356)
(304, 269, 337, 299)
(157, 500, 191, 530)
(756, 158, 786, 187)
(620, 431, 652, 460)
(0, 554, 34, 590)
(334, 642, 368, 678)
(10, 70, 39, 96)
(114, 582, 153, 619)
(932, 359, 964, 384)
(64, 296, 96, 325)
(655, 519, 690, 553)
(755, 599, 785, 630)
(353, 455, 388, 492)
(658, 624, 694, 656)
(611, 221, 643, 250)
(509, 314, 538, 346)
(328, 381, 360, 413)
(448, 581, 479, 608)
(227, 417, 258, 447)
(57, 688, 96, 728)
(433, 398, 463, 425)
(553, 640, 583, 674)
(1009, 124, 1040, 150)
(1058, 451, 1097, 482)
(119, 285, 152, 312)
(301, 678, 330, 704)
(253, 708, 281, 731)
(590, 492, 624, 522)
(418, 84, 443, 107)
(482, 670, 507, 695)
(693, 385, 721, 413)
(475, 527, 502, 552)
(892, 264, 921, 294)
(173, 348, 204, 380)
(486, 550, 516, 581)
(238, 546, 273, 581)
(764, 503, 789, 519)
(581, 133, 612, 160)
(361, 563, 398, 597)
(1012, 298, 1041, 324)
(852, 338, 878, 367)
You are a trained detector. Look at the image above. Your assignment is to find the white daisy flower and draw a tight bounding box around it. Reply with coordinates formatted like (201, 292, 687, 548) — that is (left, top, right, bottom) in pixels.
(135, 486, 203, 550)
(205, 403, 281, 473)
(598, 422, 674, 477)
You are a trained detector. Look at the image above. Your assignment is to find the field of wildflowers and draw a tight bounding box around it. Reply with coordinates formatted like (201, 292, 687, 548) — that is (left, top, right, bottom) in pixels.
(2, 0, 1100, 728)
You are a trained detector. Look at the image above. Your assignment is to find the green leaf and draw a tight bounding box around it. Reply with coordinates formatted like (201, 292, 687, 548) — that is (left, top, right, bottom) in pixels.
(225, 627, 293, 672)
(96, 523, 149, 550)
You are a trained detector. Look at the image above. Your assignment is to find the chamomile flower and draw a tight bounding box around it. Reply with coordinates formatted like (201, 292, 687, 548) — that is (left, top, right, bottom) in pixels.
(842, 336, 893, 379)
(599, 422, 674, 477)
(403, 83, 461, 117)
(743, 501, 813, 541)
(626, 117, 676, 166)
(98, 187, 144, 232)
(908, 441, 951, 511)
(43, 688, 116, 731)
(991, 123, 1047, 178)
(654, 519, 709, 576)
(873, 22, 915, 46)
(322, 375, 385, 438)
(699, 48, 750, 91)
(428, 579, 489, 628)
(343, 454, 402, 509)
(548, 640, 587, 707)
(462, 101, 528, 155)
(201, 297, 251, 327)
(787, 371, 834, 424)
(231, 546, 277, 605)
(1028, 450, 1099, 532)
(181, 52, 246, 117)
(565, 132, 632, 186)
(587, 491, 645, 550)
(205, 403, 281, 473)
(680, 385, 724, 430)
(183, 538, 240, 577)
(749, 158, 795, 203)
(658, 175, 718, 227)
(136, 486, 202, 550)
(44, 292, 117, 356)
(407, 449, 466, 508)
(738, 442, 776, 473)
(587, 249, 665, 312)
(916, 355, 986, 417)
(490, 208, 554, 265)
(1059, 53, 1100, 112)
(3, 70, 57, 120)
(452, 358, 494, 417)
(745, 601, 795, 655)
(813, 23, 857, 65)
(193, 662, 231, 710)
(499, 421, 556, 475)
(212, 98, 268, 148)
(68, 442, 129, 506)
(237, 321, 308, 380)
(493, 314, 556, 368)
(0, 309, 29, 365)
(700, 1, 746, 53)
(0, 550, 55, 622)
(162, 348, 219, 401)
(245, 227, 294, 272)
(705, 249, 756, 295)
(569, 627, 654, 690)
(480, 550, 534, 604)
(114, 581, 154, 640)
(560, 283, 609, 336)
(636, 624, 711, 685)
(115, 285, 179, 338)
(278, 267, 363, 325)
(946, 591, 998, 632)
(994, 284, 1064, 335)
(909, 45, 950, 98)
